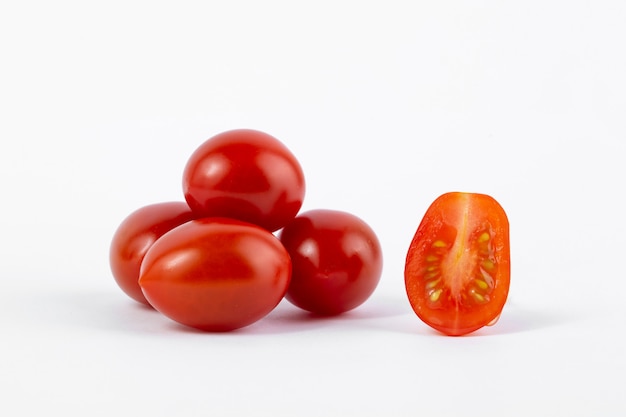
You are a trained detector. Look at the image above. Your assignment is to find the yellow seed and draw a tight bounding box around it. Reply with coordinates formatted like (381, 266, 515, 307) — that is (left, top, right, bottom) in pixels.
(425, 271, 439, 279)
(425, 255, 438, 262)
(429, 289, 443, 302)
(482, 259, 495, 270)
(478, 232, 490, 243)
(426, 265, 438, 272)
(475, 279, 489, 290)
(432, 240, 447, 248)
(471, 291, 485, 303)
(426, 278, 440, 289)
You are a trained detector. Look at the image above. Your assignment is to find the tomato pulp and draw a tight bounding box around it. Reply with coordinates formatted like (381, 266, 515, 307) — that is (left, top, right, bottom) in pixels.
(404, 192, 510, 336)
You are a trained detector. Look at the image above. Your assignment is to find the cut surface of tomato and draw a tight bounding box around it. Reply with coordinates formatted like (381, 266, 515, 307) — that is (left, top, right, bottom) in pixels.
(404, 192, 510, 336)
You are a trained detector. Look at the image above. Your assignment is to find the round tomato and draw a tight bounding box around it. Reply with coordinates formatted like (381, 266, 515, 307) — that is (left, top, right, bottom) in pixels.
(109, 202, 196, 306)
(404, 192, 510, 336)
(182, 129, 306, 232)
(279, 209, 383, 315)
(138, 217, 292, 331)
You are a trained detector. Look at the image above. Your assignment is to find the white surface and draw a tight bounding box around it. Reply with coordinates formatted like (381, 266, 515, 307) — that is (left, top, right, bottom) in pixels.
(1, 1, 625, 416)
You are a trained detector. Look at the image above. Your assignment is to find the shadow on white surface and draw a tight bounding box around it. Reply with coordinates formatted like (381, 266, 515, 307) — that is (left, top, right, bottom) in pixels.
(243, 294, 412, 335)
(31, 288, 170, 334)
(473, 304, 576, 337)
(23, 288, 577, 338)
(25, 288, 411, 336)
(362, 301, 578, 337)
(158, 294, 412, 335)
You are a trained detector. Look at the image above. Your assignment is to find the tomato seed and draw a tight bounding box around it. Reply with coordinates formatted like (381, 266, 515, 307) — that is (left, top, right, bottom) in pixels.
(429, 289, 443, 302)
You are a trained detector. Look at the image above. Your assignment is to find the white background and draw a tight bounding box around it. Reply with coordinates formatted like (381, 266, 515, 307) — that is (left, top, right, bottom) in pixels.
(1, 1, 625, 416)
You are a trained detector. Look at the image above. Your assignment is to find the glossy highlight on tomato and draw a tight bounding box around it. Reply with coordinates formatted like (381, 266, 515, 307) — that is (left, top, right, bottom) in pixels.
(139, 217, 292, 332)
(182, 129, 305, 232)
(404, 192, 510, 336)
(109, 202, 196, 306)
(279, 209, 383, 315)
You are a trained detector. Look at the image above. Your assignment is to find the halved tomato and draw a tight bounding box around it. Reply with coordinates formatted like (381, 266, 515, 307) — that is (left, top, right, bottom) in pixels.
(404, 192, 510, 336)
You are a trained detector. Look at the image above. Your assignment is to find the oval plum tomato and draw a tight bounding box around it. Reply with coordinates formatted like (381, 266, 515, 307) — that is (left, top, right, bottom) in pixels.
(182, 129, 306, 232)
(404, 192, 510, 336)
(138, 218, 292, 332)
(279, 209, 383, 315)
(109, 202, 196, 306)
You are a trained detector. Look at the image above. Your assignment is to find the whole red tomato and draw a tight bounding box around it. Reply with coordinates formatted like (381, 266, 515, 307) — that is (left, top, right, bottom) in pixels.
(139, 217, 292, 331)
(279, 209, 383, 315)
(109, 202, 196, 306)
(182, 129, 305, 232)
(405, 192, 510, 336)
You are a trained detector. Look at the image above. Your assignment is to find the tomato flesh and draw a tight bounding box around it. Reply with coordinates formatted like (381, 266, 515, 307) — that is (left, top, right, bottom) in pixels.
(405, 192, 510, 336)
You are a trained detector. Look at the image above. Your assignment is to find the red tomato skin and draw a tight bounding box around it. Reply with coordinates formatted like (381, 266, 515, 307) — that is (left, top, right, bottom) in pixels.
(279, 209, 383, 315)
(109, 202, 196, 306)
(405, 192, 510, 336)
(182, 129, 305, 232)
(138, 217, 292, 332)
